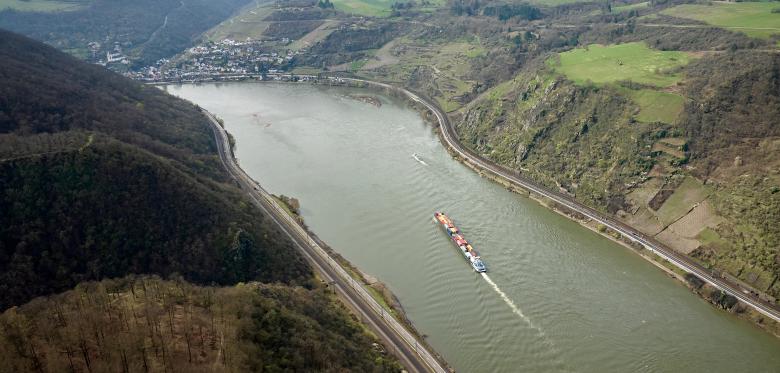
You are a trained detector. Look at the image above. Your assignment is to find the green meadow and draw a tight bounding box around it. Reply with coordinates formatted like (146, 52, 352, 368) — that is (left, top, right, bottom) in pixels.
(551, 42, 692, 123)
(627, 89, 684, 124)
(529, 0, 592, 5)
(332, 0, 444, 17)
(662, 2, 780, 39)
(613, 1, 648, 13)
(551, 42, 690, 87)
(332, 0, 393, 17)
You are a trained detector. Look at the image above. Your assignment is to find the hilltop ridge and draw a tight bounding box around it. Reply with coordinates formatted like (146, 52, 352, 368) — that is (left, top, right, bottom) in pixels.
(0, 30, 401, 371)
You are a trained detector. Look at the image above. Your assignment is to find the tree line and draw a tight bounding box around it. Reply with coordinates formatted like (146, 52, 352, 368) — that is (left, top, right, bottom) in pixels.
(0, 276, 401, 372)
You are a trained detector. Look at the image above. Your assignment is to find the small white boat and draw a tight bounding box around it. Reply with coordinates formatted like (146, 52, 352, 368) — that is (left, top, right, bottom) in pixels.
(412, 153, 428, 166)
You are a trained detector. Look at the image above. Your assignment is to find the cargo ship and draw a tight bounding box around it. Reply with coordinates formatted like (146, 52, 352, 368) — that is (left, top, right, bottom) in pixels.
(434, 212, 487, 273)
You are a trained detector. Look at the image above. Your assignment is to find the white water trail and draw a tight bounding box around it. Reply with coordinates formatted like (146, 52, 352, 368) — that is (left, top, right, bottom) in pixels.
(480, 272, 558, 348)
(481, 273, 536, 327)
(412, 153, 428, 166)
(480, 273, 571, 371)
(480, 272, 572, 372)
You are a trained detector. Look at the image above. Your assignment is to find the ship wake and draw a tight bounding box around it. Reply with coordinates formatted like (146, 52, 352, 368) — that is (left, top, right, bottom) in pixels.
(480, 272, 553, 343)
(481, 273, 570, 371)
(481, 273, 534, 325)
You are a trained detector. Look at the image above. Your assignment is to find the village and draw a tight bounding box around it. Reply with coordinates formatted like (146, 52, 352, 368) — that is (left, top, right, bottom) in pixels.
(123, 38, 305, 82)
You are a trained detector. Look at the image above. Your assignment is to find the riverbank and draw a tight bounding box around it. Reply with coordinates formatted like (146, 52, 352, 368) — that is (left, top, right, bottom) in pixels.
(204, 107, 450, 373)
(450, 149, 780, 338)
(272, 195, 452, 364)
(300, 76, 780, 337)
(398, 88, 780, 339)
(168, 81, 780, 370)
(164, 76, 780, 336)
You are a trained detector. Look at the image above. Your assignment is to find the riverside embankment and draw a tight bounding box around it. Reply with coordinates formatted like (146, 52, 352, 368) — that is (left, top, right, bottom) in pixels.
(410, 86, 780, 322)
(158, 73, 780, 332)
(167, 82, 780, 372)
(323, 77, 780, 327)
(154, 76, 778, 326)
(203, 106, 448, 373)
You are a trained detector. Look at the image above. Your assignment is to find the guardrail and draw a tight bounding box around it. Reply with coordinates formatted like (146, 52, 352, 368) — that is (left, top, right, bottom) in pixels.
(207, 113, 448, 373)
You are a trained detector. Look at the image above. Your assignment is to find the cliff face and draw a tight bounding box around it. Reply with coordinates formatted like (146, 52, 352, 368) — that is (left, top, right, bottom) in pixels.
(455, 69, 655, 214)
(453, 52, 780, 299)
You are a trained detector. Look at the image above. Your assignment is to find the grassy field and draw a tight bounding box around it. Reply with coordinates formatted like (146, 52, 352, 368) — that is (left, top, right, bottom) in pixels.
(332, 0, 445, 17)
(667, 200, 723, 238)
(652, 142, 685, 159)
(613, 1, 648, 13)
(361, 39, 399, 69)
(655, 177, 709, 227)
(661, 1, 780, 39)
(551, 42, 691, 87)
(332, 0, 393, 17)
(205, 2, 276, 41)
(626, 88, 684, 124)
(528, 0, 592, 5)
(350, 58, 369, 72)
(290, 20, 340, 51)
(0, 0, 88, 12)
(291, 66, 325, 74)
(697, 227, 728, 250)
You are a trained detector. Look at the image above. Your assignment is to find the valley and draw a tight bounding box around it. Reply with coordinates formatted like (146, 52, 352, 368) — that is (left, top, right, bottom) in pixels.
(167, 82, 780, 372)
(1, 0, 780, 370)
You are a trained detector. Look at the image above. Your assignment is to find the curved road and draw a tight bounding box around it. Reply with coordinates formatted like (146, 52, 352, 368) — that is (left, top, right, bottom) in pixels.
(340, 77, 780, 324)
(203, 111, 448, 373)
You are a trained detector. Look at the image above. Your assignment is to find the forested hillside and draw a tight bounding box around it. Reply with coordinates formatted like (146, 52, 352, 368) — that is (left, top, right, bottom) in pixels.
(0, 29, 313, 309)
(0, 0, 252, 67)
(0, 30, 400, 371)
(0, 276, 399, 372)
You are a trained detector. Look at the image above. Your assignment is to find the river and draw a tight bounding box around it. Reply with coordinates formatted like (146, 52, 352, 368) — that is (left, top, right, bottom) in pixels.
(166, 82, 780, 372)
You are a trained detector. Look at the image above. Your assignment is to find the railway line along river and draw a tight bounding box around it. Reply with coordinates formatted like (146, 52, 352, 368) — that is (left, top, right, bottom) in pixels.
(166, 82, 780, 372)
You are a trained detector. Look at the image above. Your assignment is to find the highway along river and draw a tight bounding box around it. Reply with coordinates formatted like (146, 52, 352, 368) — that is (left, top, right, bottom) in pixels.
(166, 83, 780, 372)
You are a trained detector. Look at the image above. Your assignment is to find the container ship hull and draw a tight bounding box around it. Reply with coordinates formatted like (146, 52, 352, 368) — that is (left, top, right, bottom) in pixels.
(434, 212, 486, 273)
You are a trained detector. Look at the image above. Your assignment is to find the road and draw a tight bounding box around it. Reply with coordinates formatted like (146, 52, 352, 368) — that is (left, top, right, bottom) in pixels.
(203, 111, 449, 373)
(158, 75, 780, 324)
(342, 78, 780, 324)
